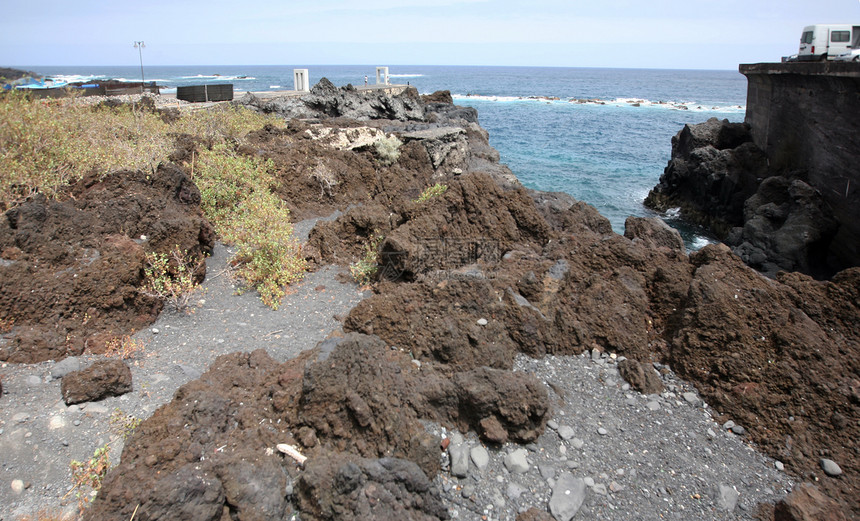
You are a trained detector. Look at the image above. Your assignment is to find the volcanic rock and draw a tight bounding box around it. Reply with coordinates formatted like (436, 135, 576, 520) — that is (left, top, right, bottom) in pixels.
(617, 359, 664, 395)
(61, 359, 132, 405)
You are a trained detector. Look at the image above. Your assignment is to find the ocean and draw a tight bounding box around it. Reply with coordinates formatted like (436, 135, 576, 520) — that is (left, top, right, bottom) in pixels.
(28, 65, 748, 247)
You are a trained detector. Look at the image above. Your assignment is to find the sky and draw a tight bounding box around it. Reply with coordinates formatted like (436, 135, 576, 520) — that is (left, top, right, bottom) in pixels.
(2, 0, 859, 70)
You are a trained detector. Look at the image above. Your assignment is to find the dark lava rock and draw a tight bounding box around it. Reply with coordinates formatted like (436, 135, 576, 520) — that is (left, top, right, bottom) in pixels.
(624, 216, 686, 254)
(516, 507, 555, 521)
(296, 455, 449, 521)
(617, 359, 664, 395)
(0, 164, 213, 363)
(730, 177, 839, 278)
(774, 483, 848, 521)
(61, 359, 132, 405)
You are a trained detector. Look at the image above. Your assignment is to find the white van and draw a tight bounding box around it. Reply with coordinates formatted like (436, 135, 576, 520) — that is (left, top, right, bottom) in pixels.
(797, 24, 860, 61)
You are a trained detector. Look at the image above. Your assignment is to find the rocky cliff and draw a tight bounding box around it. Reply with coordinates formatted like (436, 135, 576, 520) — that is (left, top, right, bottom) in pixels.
(646, 62, 860, 279)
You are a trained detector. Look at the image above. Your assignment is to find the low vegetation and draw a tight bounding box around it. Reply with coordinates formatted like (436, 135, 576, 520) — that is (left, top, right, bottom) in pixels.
(349, 232, 383, 286)
(414, 182, 448, 203)
(142, 246, 203, 312)
(0, 92, 306, 308)
(374, 135, 402, 166)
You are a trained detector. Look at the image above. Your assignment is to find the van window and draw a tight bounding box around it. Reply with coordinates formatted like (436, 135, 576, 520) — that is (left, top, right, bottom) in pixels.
(831, 31, 850, 43)
(801, 31, 813, 44)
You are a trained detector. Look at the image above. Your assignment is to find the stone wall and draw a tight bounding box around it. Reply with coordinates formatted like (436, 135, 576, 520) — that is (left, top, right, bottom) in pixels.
(740, 62, 860, 268)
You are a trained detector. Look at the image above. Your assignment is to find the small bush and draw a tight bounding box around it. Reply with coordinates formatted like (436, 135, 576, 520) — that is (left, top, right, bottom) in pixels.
(349, 233, 383, 286)
(309, 161, 338, 197)
(109, 408, 142, 440)
(68, 444, 110, 512)
(374, 135, 402, 166)
(414, 182, 448, 203)
(104, 333, 146, 363)
(142, 247, 202, 312)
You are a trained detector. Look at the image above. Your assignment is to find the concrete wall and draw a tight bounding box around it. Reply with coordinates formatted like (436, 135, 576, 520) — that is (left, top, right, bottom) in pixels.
(740, 62, 860, 268)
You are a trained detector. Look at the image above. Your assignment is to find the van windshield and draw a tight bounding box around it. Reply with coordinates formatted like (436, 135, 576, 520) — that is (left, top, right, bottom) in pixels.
(801, 31, 813, 44)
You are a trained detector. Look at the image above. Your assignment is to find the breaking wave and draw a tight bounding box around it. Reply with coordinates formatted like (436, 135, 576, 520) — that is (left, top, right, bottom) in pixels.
(452, 93, 745, 113)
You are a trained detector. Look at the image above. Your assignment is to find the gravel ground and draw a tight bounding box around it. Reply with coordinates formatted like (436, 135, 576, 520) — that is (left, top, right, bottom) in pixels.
(429, 352, 794, 521)
(1, 213, 793, 520)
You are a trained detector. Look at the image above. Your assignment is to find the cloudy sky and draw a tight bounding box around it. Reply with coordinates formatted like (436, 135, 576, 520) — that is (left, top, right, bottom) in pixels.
(2, 0, 859, 69)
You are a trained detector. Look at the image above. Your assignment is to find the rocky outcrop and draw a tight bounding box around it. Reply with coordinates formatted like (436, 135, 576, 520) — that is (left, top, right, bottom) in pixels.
(645, 118, 842, 278)
(0, 164, 214, 363)
(648, 63, 860, 279)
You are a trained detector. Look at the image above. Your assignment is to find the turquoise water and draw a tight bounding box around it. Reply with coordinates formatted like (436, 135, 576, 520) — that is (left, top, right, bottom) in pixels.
(28, 65, 748, 244)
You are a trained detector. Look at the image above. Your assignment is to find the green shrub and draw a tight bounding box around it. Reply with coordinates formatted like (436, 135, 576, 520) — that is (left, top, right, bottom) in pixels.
(374, 135, 402, 166)
(141, 246, 202, 312)
(414, 182, 448, 203)
(349, 233, 383, 286)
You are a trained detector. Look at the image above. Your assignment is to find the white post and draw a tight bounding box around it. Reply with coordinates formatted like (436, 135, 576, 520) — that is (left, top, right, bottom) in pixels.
(376, 67, 389, 85)
(294, 69, 309, 92)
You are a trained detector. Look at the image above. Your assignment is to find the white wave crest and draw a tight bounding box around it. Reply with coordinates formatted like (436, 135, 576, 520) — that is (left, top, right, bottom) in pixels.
(452, 93, 744, 113)
(389, 73, 424, 78)
(269, 85, 281, 89)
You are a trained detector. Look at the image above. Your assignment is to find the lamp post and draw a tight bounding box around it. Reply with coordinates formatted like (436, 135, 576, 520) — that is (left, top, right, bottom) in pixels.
(133, 41, 145, 93)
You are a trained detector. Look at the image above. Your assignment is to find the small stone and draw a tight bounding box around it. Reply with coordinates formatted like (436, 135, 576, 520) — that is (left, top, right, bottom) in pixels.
(470, 445, 490, 471)
(504, 448, 529, 474)
(61, 440, 69, 447)
(26, 375, 42, 386)
(682, 392, 699, 405)
(707, 428, 716, 438)
(723, 420, 735, 430)
(13, 412, 29, 423)
(731, 424, 745, 435)
(449, 443, 469, 478)
(609, 481, 624, 493)
(48, 415, 66, 430)
(774, 461, 785, 471)
(151, 328, 160, 334)
(477, 318, 488, 326)
(506, 482, 526, 500)
(597, 427, 608, 436)
(549, 474, 587, 521)
(646, 401, 660, 411)
(571, 438, 584, 449)
(11, 479, 24, 494)
(591, 348, 601, 361)
(539, 464, 557, 480)
(73, 420, 81, 426)
(621, 383, 631, 391)
(491, 488, 505, 509)
(461, 484, 475, 498)
(820, 458, 842, 477)
(583, 477, 595, 487)
(51, 357, 81, 379)
(592, 483, 608, 495)
(557, 425, 574, 440)
(547, 420, 559, 430)
(716, 485, 739, 512)
(566, 461, 580, 469)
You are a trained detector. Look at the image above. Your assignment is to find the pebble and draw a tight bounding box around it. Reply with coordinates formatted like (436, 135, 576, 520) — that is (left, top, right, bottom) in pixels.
(820, 458, 842, 476)
(547, 420, 559, 430)
(504, 448, 529, 474)
(538, 464, 557, 480)
(26, 375, 42, 386)
(716, 484, 739, 512)
(682, 392, 699, 405)
(571, 438, 584, 449)
(549, 474, 587, 521)
(731, 424, 746, 435)
(48, 415, 66, 430)
(73, 420, 81, 426)
(774, 461, 784, 471)
(609, 481, 624, 493)
(470, 445, 490, 471)
(461, 484, 475, 498)
(723, 420, 735, 430)
(51, 357, 81, 379)
(11, 479, 24, 494)
(477, 318, 488, 326)
(557, 425, 574, 440)
(506, 482, 525, 500)
(449, 444, 469, 478)
(597, 427, 608, 436)
(591, 348, 601, 361)
(592, 483, 608, 495)
(646, 401, 661, 411)
(151, 328, 160, 334)
(13, 412, 29, 423)
(583, 477, 595, 487)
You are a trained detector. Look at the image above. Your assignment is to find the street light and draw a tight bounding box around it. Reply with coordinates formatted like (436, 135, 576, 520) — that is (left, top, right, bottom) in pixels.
(133, 41, 145, 93)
